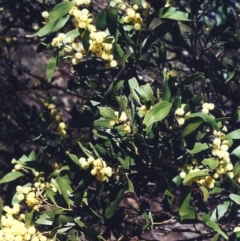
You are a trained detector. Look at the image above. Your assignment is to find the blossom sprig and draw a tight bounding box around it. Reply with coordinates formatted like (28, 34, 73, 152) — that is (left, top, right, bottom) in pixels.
(45, 0, 118, 68)
(79, 156, 113, 182)
(175, 104, 191, 126)
(179, 129, 234, 189)
(0, 203, 51, 241)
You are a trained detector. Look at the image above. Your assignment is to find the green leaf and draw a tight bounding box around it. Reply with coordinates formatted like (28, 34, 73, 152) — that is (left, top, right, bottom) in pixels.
(104, 80, 124, 97)
(117, 54, 131, 67)
(82, 30, 90, 52)
(233, 162, 240, 177)
(172, 175, 182, 187)
(158, 7, 191, 21)
(162, 75, 171, 101)
(227, 176, 240, 193)
(0, 198, 2, 221)
(35, 212, 53, 225)
(188, 113, 219, 130)
(182, 73, 204, 87)
(181, 118, 202, 137)
(49, 1, 74, 22)
(116, 96, 128, 113)
(74, 217, 85, 228)
(141, 21, 175, 53)
(96, 10, 107, 30)
(200, 186, 209, 202)
(46, 188, 58, 207)
(231, 146, 240, 161)
(210, 201, 231, 222)
(143, 101, 172, 126)
(105, 188, 124, 219)
(117, 157, 129, 170)
(127, 178, 134, 193)
(46, 54, 58, 82)
(229, 194, 240, 205)
(206, 221, 228, 239)
(202, 158, 219, 169)
(183, 169, 209, 185)
(212, 233, 220, 241)
(98, 107, 117, 120)
(135, 84, 155, 105)
(189, 142, 210, 155)
(94, 119, 115, 129)
(56, 174, 74, 208)
(106, 7, 118, 36)
(25, 210, 34, 228)
(164, 189, 174, 205)
(179, 192, 196, 221)
(64, 28, 80, 43)
(225, 129, 240, 139)
(34, 15, 70, 37)
(0, 171, 24, 184)
(78, 142, 92, 158)
(69, 154, 81, 167)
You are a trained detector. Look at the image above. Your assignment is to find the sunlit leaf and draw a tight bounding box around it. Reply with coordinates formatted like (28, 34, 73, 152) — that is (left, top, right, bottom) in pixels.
(230, 194, 240, 205)
(183, 169, 209, 184)
(49, 1, 74, 22)
(34, 15, 70, 37)
(206, 221, 228, 239)
(0, 171, 24, 184)
(210, 201, 231, 222)
(143, 101, 172, 126)
(158, 7, 191, 21)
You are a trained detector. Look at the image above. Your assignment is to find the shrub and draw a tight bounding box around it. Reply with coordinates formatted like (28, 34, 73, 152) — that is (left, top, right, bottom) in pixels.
(1, 0, 240, 240)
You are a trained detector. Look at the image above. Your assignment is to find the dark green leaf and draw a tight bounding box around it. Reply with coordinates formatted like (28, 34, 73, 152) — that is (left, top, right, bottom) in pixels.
(182, 73, 204, 87)
(141, 21, 175, 53)
(105, 188, 124, 219)
(106, 7, 118, 36)
(96, 10, 107, 30)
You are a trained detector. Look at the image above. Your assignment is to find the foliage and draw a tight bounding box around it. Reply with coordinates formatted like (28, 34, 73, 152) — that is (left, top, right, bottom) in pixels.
(1, 0, 240, 240)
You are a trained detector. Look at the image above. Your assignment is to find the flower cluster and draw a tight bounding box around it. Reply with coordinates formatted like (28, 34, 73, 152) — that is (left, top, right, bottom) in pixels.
(175, 104, 190, 126)
(79, 156, 112, 181)
(44, 102, 68, 137)
(16, 180, 57, 211)
(110, 111, 131, 134)
(180, 129, 234, 189)
(89, 32, 117, 68)
(0, 204, 49, 241)
(201, 102, 215, 114)
(48, 0, 118, 67)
